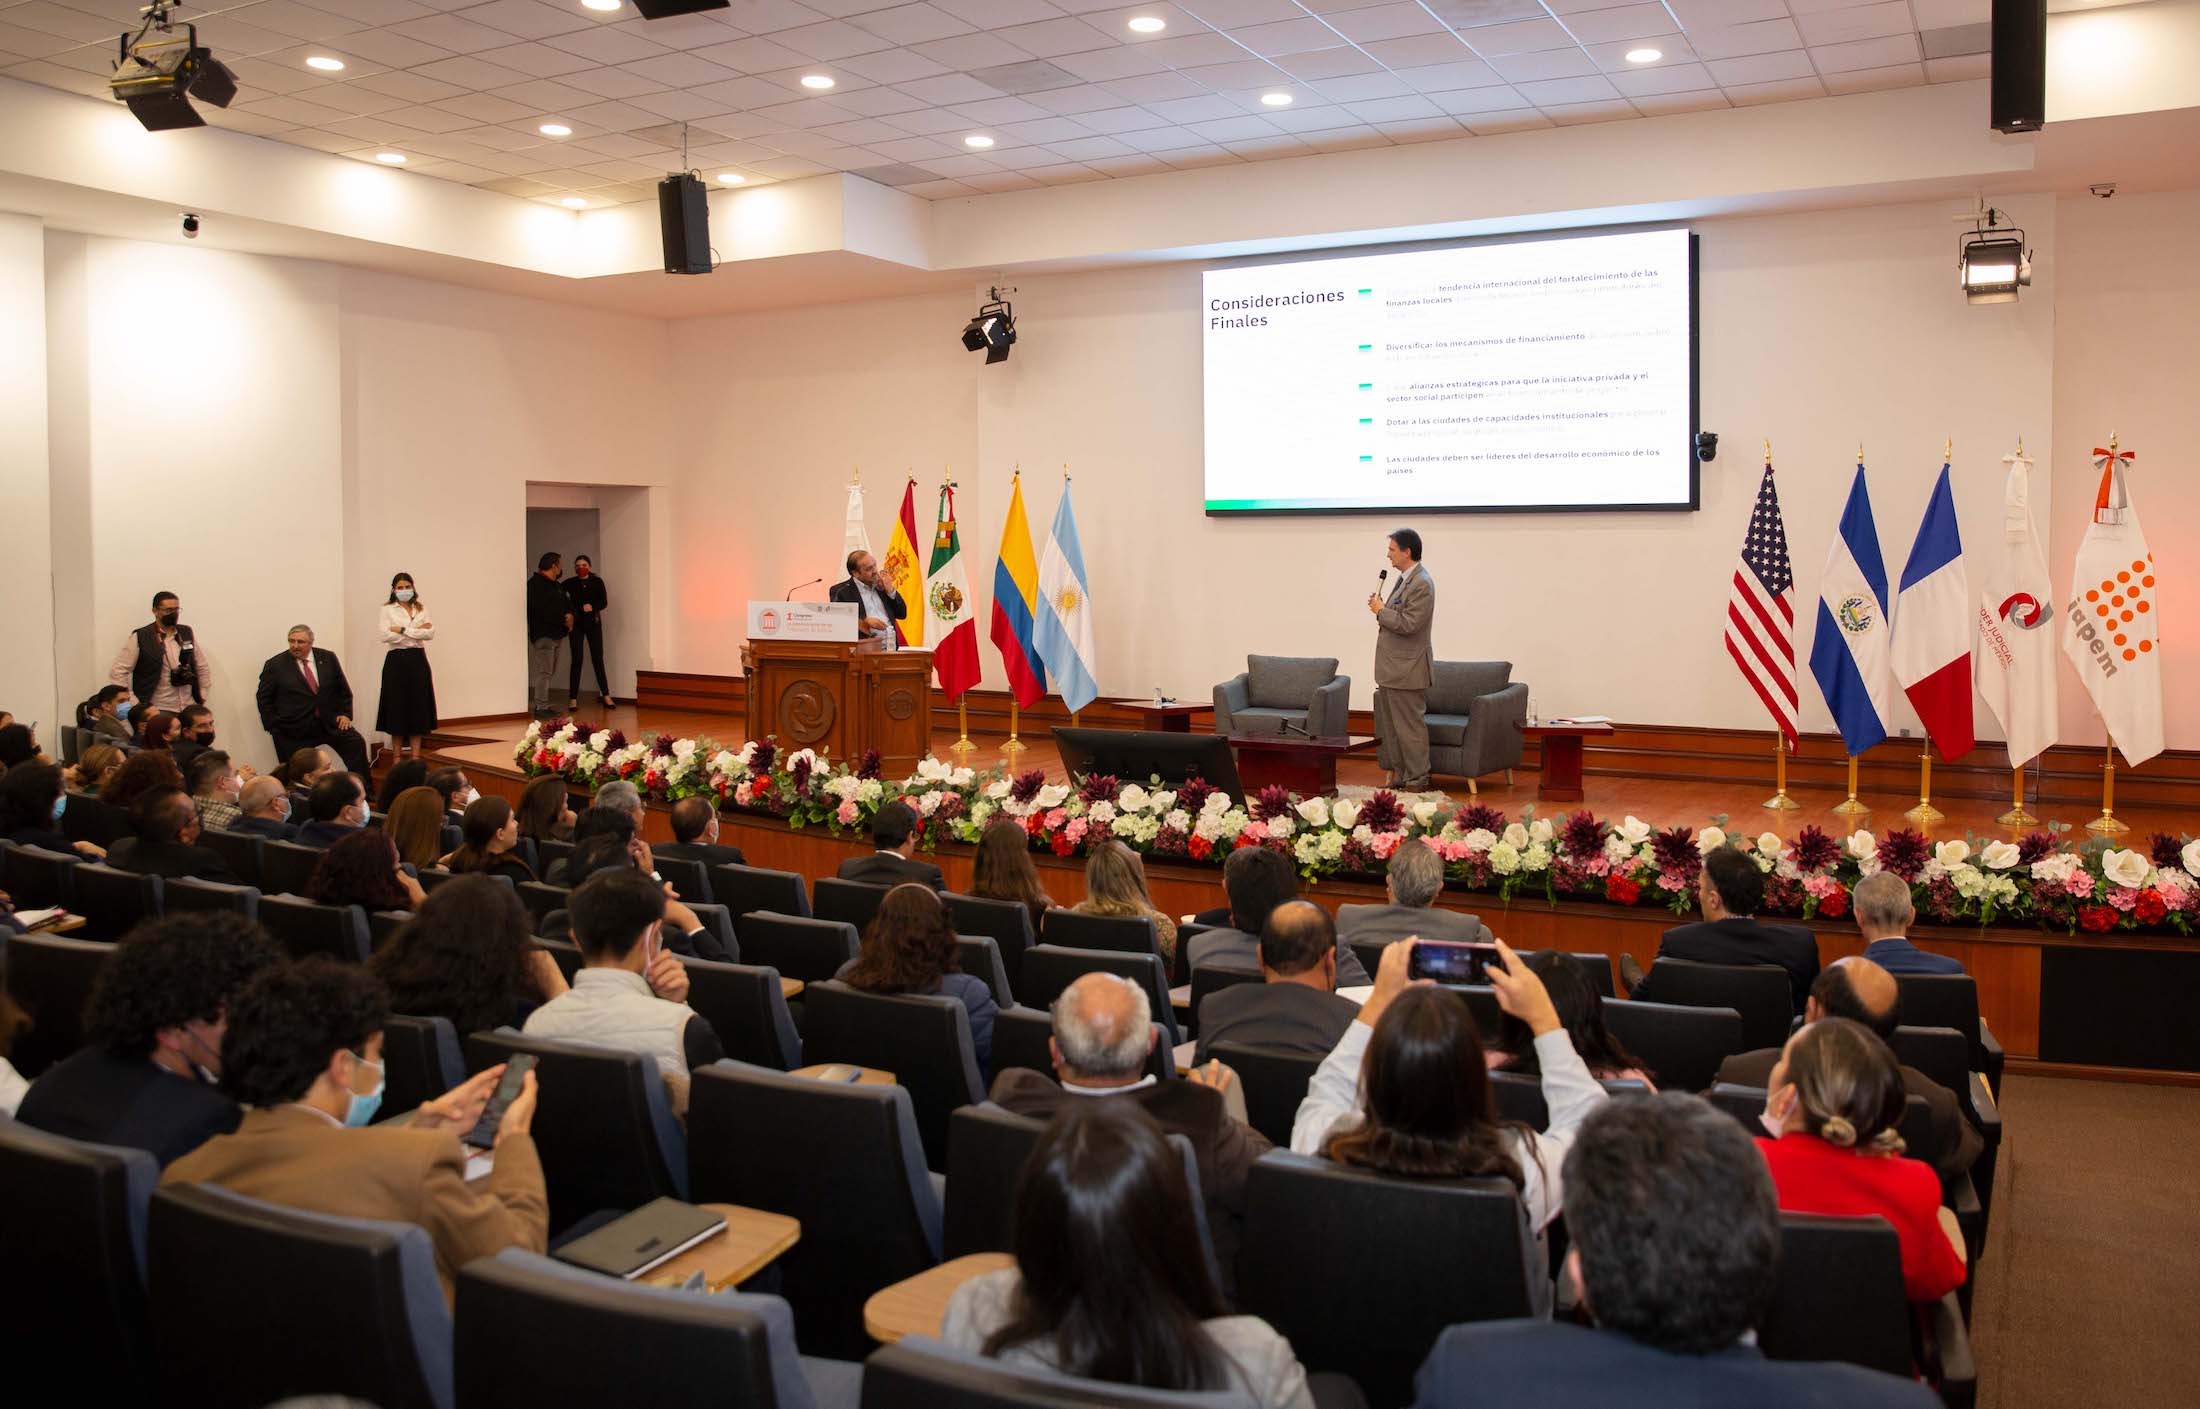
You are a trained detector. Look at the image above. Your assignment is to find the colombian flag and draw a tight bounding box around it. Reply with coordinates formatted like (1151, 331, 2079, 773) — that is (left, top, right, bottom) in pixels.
(885, 478, 924, 647)
(990, 473, 1049, 708)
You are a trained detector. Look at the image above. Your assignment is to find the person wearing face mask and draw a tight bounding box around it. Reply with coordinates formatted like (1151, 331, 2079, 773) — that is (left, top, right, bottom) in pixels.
(428, 766, 477, 829)
(163, 957, 548, 1303)
(233, 774, 300, 841)
(292, 771, 369, 849)
(561, 553, 616, 710)
(78, 684, 136, 743)
(256, 623, 372, 776)
(376, 570, 440, 760)
(169, 703, 220, 776)
(110, 590, 211, 718)
(526, 552, 573, 720)
(106, 786, 241, 883)
(17, 913, 279, 1166)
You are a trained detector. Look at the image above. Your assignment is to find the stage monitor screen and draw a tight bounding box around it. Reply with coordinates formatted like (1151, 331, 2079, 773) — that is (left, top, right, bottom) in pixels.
(1202, 227, 1698, 515)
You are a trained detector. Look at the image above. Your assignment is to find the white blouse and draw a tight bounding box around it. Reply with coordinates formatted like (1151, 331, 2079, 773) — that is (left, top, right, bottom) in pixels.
(379, 601, 436, 651)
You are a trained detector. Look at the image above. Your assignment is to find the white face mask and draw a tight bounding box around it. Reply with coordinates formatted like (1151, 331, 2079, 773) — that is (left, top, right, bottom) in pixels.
(395, 588, 416, 602)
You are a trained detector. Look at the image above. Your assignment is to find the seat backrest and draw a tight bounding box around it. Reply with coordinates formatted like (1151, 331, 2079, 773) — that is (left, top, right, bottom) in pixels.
(59, 724, 82, 764)
(1236, 1151, 1537, 1408)
(259, 839, 325, 900)
(1552, 951, 1615, 998)
(162, 876, 261, 922)
(532, 936, 584, 985)
(992, 1006, 1175, 1085)
(370, 909, 414, 952)
(1427, 659, 1513, 712)
(1, 842, 80, 909)
(417, 867, 512, 897)
(712, 863, 811, 920)
(1018, 945, 1179, 1046)
(0, 1116, 158, 1398)
(62, 792, 113, 845)
(679, 958, 802, 1070)
(814, 876, 892, 932)
(862, 1336, 1261, 1409)
(71, 862, 164, 941)
(942, 1102, 1047, 1258)
(1186, 963, 1262, 1041)
(944, 892, 1035, 988)
(259, 894, 371, 964)
(1040, 907, 1160, 958)
(1893, 975, 1987, 1067)
(196, 828, 264, 888)
(1488, 1070, 1549, 1129)
(4, 932, 116, 1077)
(464, 1029, 686, 1235)
(1704, 1081, 1935, 1167)
(798, 981, 984, 1173)
(382, 1014, 466, 1116)
(536, 837, 574, 877)
(683, 900, 739, 962)
(1888, 1025, 1971, 1101)
(1641, 958, 1794, 1051)
(457, 1249, 801, 1409)
(147, 1183, 453, 1409)
(1205, 1041, 1320, 1147)
(1601, 996, 1745, 1092)
(654, 854, 712, 906)
(738, 911, 860, 984)
(517, 880, 572, 926)
(689, 1061, 942, 1360)
(1244, 653, 1340, 709)
(1347, 937, 1388, 988)
(955, 934, 1016, 1010)
(1760, 1212, 1915, 1376)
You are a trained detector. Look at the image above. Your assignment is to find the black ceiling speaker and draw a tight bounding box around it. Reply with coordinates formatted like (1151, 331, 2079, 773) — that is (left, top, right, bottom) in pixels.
(1990, 0, 2046, 133)
(657, 172, 711, 276)
(630, 0, 728, 18)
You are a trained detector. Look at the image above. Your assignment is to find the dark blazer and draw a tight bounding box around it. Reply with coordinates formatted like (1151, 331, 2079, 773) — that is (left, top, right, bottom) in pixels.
(255, 648, 356, 740)
(232, 816, 298, 841)
(106, 837, 240, 884)
(15, 1047, 244, 1168)
(2, 825, 74, 852)
(655, 840, 747, 869)
(561, 573, 607, 620)
(527, 572, 569, 641)
(292, 819, 360, 850)
(1639, 916, 1820, 1015)
(1716, 1046, 1982, 1184)
(1195, 981, 1359, 1065)
(1334, 903, 1492, 947)
(836, 850, 945, 891)
(828, 577, 907, 625)
(1187, 925, 1372, 988)
(1863, 937, 1966, 976)
(1412, 1319, 1941, 1409)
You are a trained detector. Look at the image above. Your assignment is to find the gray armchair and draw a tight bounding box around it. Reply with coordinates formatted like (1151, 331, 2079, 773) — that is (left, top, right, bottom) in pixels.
(1424, 660, 1529, 794)
(1213, 655, 1351, 739)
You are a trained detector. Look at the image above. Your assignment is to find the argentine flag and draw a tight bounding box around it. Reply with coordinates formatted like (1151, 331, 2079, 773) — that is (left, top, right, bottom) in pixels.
(1033, 483, 1099, 713)
(1891, 463, 1976, 760)
(1809, 464, 1897, 756)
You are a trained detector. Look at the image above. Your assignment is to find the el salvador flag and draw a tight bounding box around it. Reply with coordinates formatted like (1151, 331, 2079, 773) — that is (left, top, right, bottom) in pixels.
(1034, 485, 1099, 713)
(1809, 465, 1898, 756)
(1891, 463, 1976, 759)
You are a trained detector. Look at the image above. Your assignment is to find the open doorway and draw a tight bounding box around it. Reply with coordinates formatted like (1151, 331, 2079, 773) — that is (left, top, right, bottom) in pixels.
(526, 483, 659, 713)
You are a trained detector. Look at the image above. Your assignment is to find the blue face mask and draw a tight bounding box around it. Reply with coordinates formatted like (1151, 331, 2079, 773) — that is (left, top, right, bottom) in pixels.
(395, 588, 415, 603)
(52, 795, 67, 823)
(115, 700, 134, 722)
(344, 1052, 386, 1128)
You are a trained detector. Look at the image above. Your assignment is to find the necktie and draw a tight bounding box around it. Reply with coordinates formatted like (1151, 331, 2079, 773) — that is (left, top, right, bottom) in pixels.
(301, 656, 319, 694)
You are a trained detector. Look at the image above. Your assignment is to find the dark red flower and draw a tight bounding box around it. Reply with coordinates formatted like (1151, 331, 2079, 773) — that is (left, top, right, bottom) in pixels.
(1009, 769, 1046, 805)
(1790, 825, 1841, 872)
(1051, 832, 1076, 857)
(1559, 811, 1603, 860)
(1358, 790, 1406, 835)
(1651, 827, 1702, 883)
(2079, 905, 2116, 932)
(603, 730, 627, 755)
(653, 732, 677, 757)
(1817, 887, 1849, 918)
(1078, 773, 1122, 805)
(1250, 784, 1296, 823)
(1175, 778, 1216, 817)
(1339, 838, 1380, 874)
(2017, 830, 2056, 865)
(1023, 811, 1045, 836)
(1606, 874, 1641, 904)
(1152, 826, 1187, 856)
(2149, 833, 2185, 871)
(2135, 889, 2169, 925)
(857, 749, 882, 781)
(1877, 828, 1931, 882)
(935, 793, 965, 820)
(748, 739, 776, 777)
(1458, 803, 1505, 834)
(1187, 833, 1213, 861)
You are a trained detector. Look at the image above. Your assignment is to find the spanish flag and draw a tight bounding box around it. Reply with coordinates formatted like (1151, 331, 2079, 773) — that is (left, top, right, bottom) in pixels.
(990, 473, 1049, 708)
(885, 477, 924, 647)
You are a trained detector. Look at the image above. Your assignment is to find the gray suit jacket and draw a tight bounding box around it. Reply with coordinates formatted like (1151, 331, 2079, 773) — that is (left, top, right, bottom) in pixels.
(1334, 902, 1491, 948)
(1188, 925, 1372, 988)
(1195, 982, 1360, 1065)
(1374, 562, 1434, 690)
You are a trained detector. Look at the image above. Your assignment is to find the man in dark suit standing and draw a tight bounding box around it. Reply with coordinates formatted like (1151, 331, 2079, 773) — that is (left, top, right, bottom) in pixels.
(835, 800, 943, 890)
(1196, 901, 1359, 1064)
(526, 553, 572, 719)
(1334, 842, 1491, 950)
(656, 798, 747, 869)
(1626, 847, 1819, 1015)
(828, 549, 907, 643)
(561, 554, 615, 710)
(254, 624, 370, 774)
(1411, 1094, 1940, 1409)
(1188, 846, 1370, 987)
(105, 787, 241, 884)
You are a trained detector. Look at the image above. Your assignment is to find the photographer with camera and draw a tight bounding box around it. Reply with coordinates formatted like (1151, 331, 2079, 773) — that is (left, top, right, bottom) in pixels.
(110, 590, 211, 717)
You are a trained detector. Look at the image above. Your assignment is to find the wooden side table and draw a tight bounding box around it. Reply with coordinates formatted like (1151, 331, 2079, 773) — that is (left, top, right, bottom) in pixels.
(1517, 722, 1613, 802)
(864, 1253, 1016, 1343)
(780, 977, 805, 1001)
(641, 1203, 801, 1292)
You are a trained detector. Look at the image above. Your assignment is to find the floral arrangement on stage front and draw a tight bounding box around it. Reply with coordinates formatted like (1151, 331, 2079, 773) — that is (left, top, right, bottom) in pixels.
(512, 719, 2200, 938)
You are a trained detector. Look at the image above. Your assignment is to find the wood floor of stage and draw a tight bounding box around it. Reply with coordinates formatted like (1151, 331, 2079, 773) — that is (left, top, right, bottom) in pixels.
(424, 705, 2188, 841)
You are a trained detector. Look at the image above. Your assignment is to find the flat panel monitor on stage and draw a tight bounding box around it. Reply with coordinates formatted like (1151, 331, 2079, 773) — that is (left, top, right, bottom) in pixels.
(1053, 727, 1241, 796)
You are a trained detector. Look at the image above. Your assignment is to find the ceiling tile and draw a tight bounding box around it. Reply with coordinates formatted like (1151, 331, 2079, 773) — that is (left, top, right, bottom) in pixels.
(310, 82, 419, 115)
(1344, 91, 1442, 121)
(853, 2, 977, 43)
(1922, 50, 1985, 80)
(1178, 57, 1284, 87)
(1132, 30, 1247, 65)
(818, 114, 916, 140)
(540, 24, 669, 62)
(412, 53, 534, 87)
(835, 45, 953, 79)
(490, 75, 600, 107)
(1323, 1, 1444, 43)
(1685, 17, 1801, 58)
(1396, 56, 1502, 89)
(1459, 17, 1574, 55)
(326, 28, 457, 67)
(897, 69, 1008, 99)
(1141, 92, 1244, 119)
(1783, 0, 1883, 12)
(477, 40, 599, 75)
(1080, 153, 1175, 175)
(1794, 0, 1911, 46)
(1023, 80, 1124, 110)
(555, 64, 667, 96)
(432, 89, 537, 121)
(349, 68, 469, 100)
(618, 51, 745, 85)
(1721, 73, 1823, 103)
(722, 0, 835, 30)
(1627, 86, 1727, 112)
(1808, 31, 1916, 70)
(992, 15, 1115, 54)
(1819, 58, 1923, 91)
(1706, 48, 1810, 82)
(1422, 0, 1548, 26)
(1489, 46, 1594, 79)
(1219, 132, 1312, 156)
(1297, 126, 1394, 151)
(1307, 69, 1409, 99)
(691, 35, 813, 69)
(1228, 18, 1344, 56)
(914, 29, 1036, 64)
(870, 131, 965, 156)
(1608, 58, 1712, 92)
(1049, 41, 1166, 77)
(900, 177, 980, 194)
(1272, 46, 1382, 78)
(967, 55, 1084, 88)
(1177, 0, 1300, 24)
(451, 0, 596, 40)
(1099, 68, 1204, 100)
(1910, 0, 1986, 26)
(1516, 72, 1618, 102)
(1663, 0, 1784, 26)
(933, 0, 1063, 22)
(948, 91, 1056, 119)
(1358, 34, 1474, 68)
(1462, 106, 1548, 131)
(1584, 34, 1697, 67)
(879, 104, 978, 131)
(1184, 112, 1276, 139)
(995, 112, 1098, 138)
(1074, 103, 1173, 130)
(1559, 5, 1674, 43)
(775, 18, 901, 56)
(626, 88, 739, 118)
(1920, 22, 1987, 57)
(387, 13, 521, 53)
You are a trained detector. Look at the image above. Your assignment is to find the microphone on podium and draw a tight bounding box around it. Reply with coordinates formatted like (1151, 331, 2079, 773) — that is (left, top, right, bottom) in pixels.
(784, 576, 823, 601)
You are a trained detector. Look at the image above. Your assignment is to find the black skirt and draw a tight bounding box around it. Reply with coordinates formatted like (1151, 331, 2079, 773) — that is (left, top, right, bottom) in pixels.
(377, 648, 439, 735)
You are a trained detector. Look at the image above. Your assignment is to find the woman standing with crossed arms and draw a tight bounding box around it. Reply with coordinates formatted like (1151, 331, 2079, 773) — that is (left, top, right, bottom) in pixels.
(376, 571, 439, 759)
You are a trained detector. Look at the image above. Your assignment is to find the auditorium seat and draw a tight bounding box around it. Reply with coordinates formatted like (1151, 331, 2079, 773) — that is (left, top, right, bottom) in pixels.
(813, 877, 891, 932)
(1489, 1072, 1652, 1131)
(944, 892, 1036, 989)
(370, 909, 413, 952)
(684, 900, 740, 962)
(1186, 962, 1262, 1043)
(1204, 1041, 1320, 1147)
(58, 723, 82, 764)
(517, 880, 571, 930)
(416, 868, 514, 897)
(689, 1061, 942, 1359)
(0, 1118, 157, 1399)
(1423, 660, 1530, 791)
(5, 932, 116, 1077)
(653, 853, 712, 906)
(738, 912, 860, 986)
(536, 838, 574, 879)
(61, 792, 113, 846)
(148, 1183, 453, 1409)
(533, 936, 583, 985)
(1762, 1212, 1975, 1406)
(1213, 653, 1350, 739)
(1636, 957, 1795, 1051)
(1347, 938, 1389, 989)
(1600, 996, 1744, 1092)
(678, 957, 802, 1070)
(712, 863, 811, 920)
(70, 862, 163, 941)
(1895, 974, 2004, 1092)
(1040, 907, 1161, 958)
(161, 876, 261, 922)
(797, 981, 984, 1173)
(259, 839, 325, 900)
(862, 1334, 1300, 1409)
(1891, 1024, 2002, 1222)
(258, 895, 370, 964)
(381, 1014, 466, 1117)
(1532, 950, 1616, 998)
(954, 934, 1015, 1010)
(196, 829, 264, 888)
(3, 842, 82, 909)
(1017, 945, 1180, 1047)
(990, 1006, 1175, 1086)
(942, 1102, 1046, 1259)
(1172, 921, 1218, 986)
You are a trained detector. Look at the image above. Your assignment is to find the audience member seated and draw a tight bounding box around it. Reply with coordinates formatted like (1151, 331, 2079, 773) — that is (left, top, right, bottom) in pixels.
(383, 785, 448, 871)
(293, 772, 369, 849)
(590, 779, 647, 834)
(107, 786, 241, 883)
(521, 867, 724, 1115)
(970, 816, 1051, 928)
(0, 760, 106, 857)
(515, 774, 574, 847)
(375, 758, 430, 815)
(1189, 846, 1369, 986)
(279, 746, 330, 814)
(1295, 940, 1605, 1233)
(1196, 900, 1357, 1062)
(1718, 956, 1980, 1183)
(16, 914, 279, 1165)
(990, 972, 1266, 1283)
(0, 721, 44, 770)
(1410, 1094, 1941, 1409)
(77, 684, 135, 743)
(838, 882, 997, 1074)
(162, 957, 547, 1300)
(168, 703, 219, 776)
(372, 875, 568, 1035)
(444, 796, 539, 883)
(429, 766, 475, 829)
(136, 708, 181, 751)
(232, 775, 299, 840)
(1755, 1017, 1967, 1302)
(67, 742, 125, 798)
(1851, 872, 1966, 976)
(1070, 839, 1176, 964)
(1334, 841, 1491, 948)
(546, 833, 727, 961)
(1490, 951, 1654, 1088)
(0, 966, 27, 1115)
(543, 800, 636, 883)
(94, 750, 187, 847)
(943, 1101, 1315, 1409)
(185, 749, 246, 831)
(835, 800, 945, 890)
(654, 796, 746, 867)
(309, 828, 425, 913)
(1624, 846, 1820, 1015)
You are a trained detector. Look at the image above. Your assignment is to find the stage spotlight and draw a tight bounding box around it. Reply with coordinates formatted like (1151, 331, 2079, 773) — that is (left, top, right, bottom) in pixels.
(961, 287, 1017, 365)
(1959, 207, 2031, 304)
(109, 18, 237, 131)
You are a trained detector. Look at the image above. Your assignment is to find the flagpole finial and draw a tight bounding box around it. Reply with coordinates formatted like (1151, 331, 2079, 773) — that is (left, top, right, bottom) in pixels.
(2109, 430, 2119, 452)
(1857, 441, 1864, 463)
(1943, 436, 1952, 461)
(1762, 437, 1770, 463)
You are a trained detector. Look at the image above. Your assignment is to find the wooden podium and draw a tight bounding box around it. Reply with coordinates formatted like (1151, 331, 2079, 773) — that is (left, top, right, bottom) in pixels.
(740, 638, 934, 776)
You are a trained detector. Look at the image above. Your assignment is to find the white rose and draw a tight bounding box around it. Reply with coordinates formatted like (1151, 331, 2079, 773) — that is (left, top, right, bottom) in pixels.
(1353, 824, 1375, 843)
(1696, 826, 1727, 854)
(1602, 835, 1635, 868)
(986, 779, 1012, 799)
(1088, 800, 1117, 825)
(735, 742, 757, 768)
(1846, 830, 1877, 861)
(672, 738, 696, 761)
(1165, 808, 1191, 833)
(1036, 784, 1070, 809)
(1488, 841, 1522, 874)
(1856, 855, 1883, 877)
(1332, 800, 1362, 831)
(1297, 797, 1331, 828)
(1193, 813, 1223, 841)
(1411, 800, 1443, 829)
(2101, 848, 2153, 889)
(1502, 822, 1530, 849)
(1118, 784, 1152, 814)
(523, 720, 543, 740)
(2030, 853, 2080, 884)
(2184, 840, 2200, 878)
(1462, 828, 1497, 854)
(1149, 789, 1176, 814)
(1757, 832, 1783, 858)
(1979, 840, 2021, 871)
(1268, 815, 1296, 839)
(1528, 817, 1554, 846)
(1617, 815, 1652, 846)
(588, 730, 611, 752)
(1202, 791, 1232, 816)
(915, 790, 943, 816)
(950, 768, 974, 788)
(710, 750, 736, 772)
(1934, 840, 1971, 869)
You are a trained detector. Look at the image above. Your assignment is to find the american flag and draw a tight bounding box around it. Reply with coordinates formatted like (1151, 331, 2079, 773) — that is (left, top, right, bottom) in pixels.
(1726, 457, 1798, 745)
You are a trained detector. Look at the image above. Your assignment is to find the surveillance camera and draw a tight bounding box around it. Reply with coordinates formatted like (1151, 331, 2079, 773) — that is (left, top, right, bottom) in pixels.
(1695, 431, 1718, 463)
(181, 213, 201, 238)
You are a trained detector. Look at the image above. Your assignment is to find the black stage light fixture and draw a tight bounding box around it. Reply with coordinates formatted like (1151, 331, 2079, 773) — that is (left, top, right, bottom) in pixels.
(1959, 207, 2031, 305)
(961, 287, 1017, 365)
(630, 0, 730, 18)
(110, 22, 236, 131)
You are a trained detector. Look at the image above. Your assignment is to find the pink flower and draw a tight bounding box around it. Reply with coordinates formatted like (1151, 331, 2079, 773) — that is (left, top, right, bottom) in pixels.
(1064, 818, 1089, 844)
(836, 800, 860, 825)
(1585, 856, 1611, 876)
(733, 781, 755, 807)
(1044, 808, 1068, 830)
(1368, 832, 1403, 859)
(1656, 869, 1688, 892)
(1240, 821, 1270, 846)
(2064, 872, 2097, 899)
(2107, 885, 2140, 913)
(1802, 874, 1840, 900)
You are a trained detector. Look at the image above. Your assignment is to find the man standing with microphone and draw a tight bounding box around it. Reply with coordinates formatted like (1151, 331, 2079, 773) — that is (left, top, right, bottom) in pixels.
(1369, 527, 1435, 791)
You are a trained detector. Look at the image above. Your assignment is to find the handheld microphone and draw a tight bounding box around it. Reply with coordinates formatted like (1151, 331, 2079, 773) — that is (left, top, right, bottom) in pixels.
(1377, 568, 1388, 591)
(784, 576, 823, 601)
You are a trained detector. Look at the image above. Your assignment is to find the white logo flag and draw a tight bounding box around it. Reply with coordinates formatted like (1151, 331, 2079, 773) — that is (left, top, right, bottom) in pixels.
(1974, 450, 2059, 767)
(2062, 446, 2164, 766)
(843, 478, 871, 557)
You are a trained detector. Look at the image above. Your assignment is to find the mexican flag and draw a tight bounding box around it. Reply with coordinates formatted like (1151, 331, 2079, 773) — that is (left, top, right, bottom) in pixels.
(884, 477, 925, 647)
(928, 481, 980, 700)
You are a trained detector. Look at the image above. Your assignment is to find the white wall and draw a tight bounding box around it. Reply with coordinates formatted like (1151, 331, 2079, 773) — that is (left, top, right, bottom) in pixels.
(0, 214, 56, 737)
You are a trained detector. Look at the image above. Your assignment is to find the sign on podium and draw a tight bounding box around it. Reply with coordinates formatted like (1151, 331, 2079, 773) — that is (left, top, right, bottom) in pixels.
(747, 600, 859, 643)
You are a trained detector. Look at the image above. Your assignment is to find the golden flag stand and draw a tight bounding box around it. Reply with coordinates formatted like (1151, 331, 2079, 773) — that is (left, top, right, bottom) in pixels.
(1763, 734, 1800, 811)
(1904, 742, 1944, 825)
(1003, 702, 1027, 760)
(949, 700, 975, 762)
(1997, 764, 2039, 827)
(1833, 756, 1869, 816)
(2086, 741, 2129, 834)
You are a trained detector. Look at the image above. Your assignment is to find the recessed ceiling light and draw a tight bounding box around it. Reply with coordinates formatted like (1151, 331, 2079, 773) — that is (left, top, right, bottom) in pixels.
(1260, 91, 1293, 106)
(1127, 15, 1166, 32)
(800, 73, 835, 89)
(539, 122, 571, 136)
(581, 0, 620, 9)
(1624, 47, 1662, 63)
(717, 172, 747, 183)
(964, 133, 994, 147)
(305, 55, 345, 71)
(374, 151, 406, 164)
(561, 196, 588, 208)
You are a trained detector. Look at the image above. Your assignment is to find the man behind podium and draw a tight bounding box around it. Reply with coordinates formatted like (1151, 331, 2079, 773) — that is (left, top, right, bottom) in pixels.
(830, 549, 907, 643)
(1369, 527, 1436, 791)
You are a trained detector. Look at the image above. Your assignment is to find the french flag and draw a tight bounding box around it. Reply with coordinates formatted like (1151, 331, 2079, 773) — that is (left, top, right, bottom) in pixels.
(1891, 463, 1976, 759)
(1808, 464, 1897, 757)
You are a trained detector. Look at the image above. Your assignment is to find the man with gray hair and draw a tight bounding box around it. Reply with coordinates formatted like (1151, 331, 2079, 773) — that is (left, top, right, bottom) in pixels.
(987, 972, 1271, 1288)
(1852, 871, 1965, 975)
(593, 779, 645, 828)
(1335, 840, 1492, 950)
(254, 623, 370, 774)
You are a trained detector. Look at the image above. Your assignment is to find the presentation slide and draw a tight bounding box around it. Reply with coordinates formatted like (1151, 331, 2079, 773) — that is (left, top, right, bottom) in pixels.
(1202, 228, 1697, 514)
